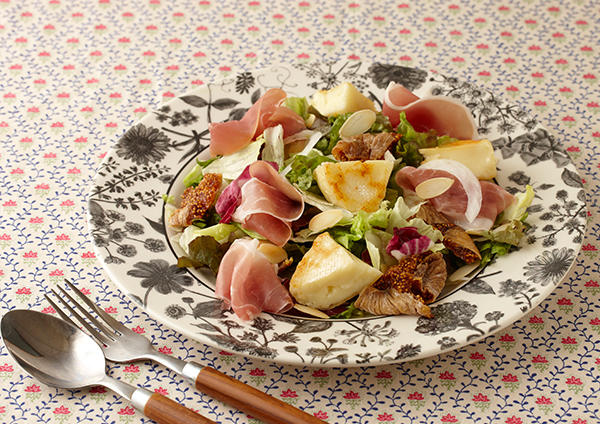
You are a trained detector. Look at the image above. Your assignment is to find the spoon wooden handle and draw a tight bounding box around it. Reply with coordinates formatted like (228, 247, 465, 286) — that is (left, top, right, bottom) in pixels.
(194, 365, 325, 424)
(144, 393, 216, 424)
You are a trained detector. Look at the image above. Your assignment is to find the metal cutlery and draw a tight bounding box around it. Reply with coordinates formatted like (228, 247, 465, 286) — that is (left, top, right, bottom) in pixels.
(1, 309, 215, 424)
(46, 279, 325, 424)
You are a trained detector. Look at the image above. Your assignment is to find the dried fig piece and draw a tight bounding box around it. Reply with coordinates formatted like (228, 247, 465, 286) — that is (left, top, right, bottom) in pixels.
(414, 204, 481, 264)
(169, 173, 222, 227)
(332, 132, 399, 161)
(355, 251, 446, 318)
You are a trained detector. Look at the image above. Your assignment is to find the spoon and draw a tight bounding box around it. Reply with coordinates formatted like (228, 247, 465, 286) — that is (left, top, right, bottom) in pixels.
(1, 309, 215, 424)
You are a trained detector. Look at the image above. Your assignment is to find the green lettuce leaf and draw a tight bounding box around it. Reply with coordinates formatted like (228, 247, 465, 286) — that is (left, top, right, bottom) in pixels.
(365, 229, 395, 272)
(480, 220, 526, 246)
(367, 201, 392, 228)
(284, 97, 309, 120)
(476, 239, 513, 267)
(315, 113, 351, 154)
(285, 150, 334, 191)
(330, 302, 368, 319)
(500, 185, 535, 223)
(202, 138, 264, 180)
(395, 112, 456, 166)
(182, 157, 219, 187)
(369, 112, 393, 133)
(177, 235, 229, 273)
(178, 223, 238, 253)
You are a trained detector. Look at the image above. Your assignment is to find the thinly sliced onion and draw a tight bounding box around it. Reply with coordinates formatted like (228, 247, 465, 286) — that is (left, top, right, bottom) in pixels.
(454, 216, 494, 233)
(280, 131, 323, 177)
(420, 159, 482, 223)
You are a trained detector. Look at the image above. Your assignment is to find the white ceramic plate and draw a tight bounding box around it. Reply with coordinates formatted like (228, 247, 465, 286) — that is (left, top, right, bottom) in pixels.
(89, 62, 586, 366)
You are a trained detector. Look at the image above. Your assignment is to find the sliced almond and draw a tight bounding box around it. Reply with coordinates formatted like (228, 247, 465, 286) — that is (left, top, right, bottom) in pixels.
(305, 113, 316, 128)
(257, 242, 288, 264)
(308, 209, 349, 233)
(294, 303, 330, 319)
(383, 150, 396, 162)
(415, 177, 455, 199)
(339, 109, 377, 139)
(448, 261, 481, 282)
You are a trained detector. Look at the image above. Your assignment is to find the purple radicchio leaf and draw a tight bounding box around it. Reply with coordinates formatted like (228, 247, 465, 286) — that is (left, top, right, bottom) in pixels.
(386, 227, 432, 260)
(215, 161, 279, 223)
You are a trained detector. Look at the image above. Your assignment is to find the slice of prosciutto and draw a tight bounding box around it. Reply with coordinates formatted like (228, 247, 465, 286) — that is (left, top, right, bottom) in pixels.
(382, 82, 478, 140)
(396, 166, 514, 231)
(209, 88, 305, 156)
(216, 238, 293, 321)
(225, 161, 303, 246)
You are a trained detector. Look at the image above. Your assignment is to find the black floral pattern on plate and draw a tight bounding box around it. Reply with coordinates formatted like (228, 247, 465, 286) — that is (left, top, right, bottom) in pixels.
(89, 200, 166, 263)
(429, 74, 538, 136)
(367, 62, 428, 91)
(154, 105, 199, 127)
(115, 123, 172, 165)
(127, 259, 193, 305)
(523, 247, 575, 286)
(87, 62, 586, 365)
(492, 128, 571, 168)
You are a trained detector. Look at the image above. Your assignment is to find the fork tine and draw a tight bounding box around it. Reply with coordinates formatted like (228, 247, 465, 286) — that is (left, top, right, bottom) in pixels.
(64, 279, 129, 333)
(55, 285, 117, 340)
(44, 294, 77, 327)
(49, 288, 114, 345)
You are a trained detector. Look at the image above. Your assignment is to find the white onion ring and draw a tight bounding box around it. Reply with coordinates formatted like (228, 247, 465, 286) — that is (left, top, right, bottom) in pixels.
(420, 159, 482, 222)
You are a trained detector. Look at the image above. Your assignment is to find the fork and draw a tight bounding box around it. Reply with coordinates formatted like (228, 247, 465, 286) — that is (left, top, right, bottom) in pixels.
(46, 279, 325, 424)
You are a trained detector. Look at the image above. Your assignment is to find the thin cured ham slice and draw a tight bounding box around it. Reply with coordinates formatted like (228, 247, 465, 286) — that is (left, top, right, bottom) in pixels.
(382, 82, 478, 140)
(396, 166, 514, 231)
(216, 238, 293, 321)
(223, 161, 303, 246)
(259, 105, 306, 138)
(209, 88, 305, 156)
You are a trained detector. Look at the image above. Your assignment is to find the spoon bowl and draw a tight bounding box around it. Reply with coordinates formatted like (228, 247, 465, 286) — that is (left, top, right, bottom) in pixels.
(1, 309, 106, 389)
(1, 309, 215, 424)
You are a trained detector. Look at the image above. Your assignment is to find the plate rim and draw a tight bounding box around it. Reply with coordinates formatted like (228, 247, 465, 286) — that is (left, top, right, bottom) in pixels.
(88, 61, 587, 367)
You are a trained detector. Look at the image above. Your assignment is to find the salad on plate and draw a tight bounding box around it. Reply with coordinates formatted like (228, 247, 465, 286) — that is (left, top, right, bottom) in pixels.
(166, 80, 534, 321)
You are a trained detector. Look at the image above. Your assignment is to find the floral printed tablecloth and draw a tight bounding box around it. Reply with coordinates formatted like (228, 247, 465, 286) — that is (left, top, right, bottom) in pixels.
(1, 0, 599, 423)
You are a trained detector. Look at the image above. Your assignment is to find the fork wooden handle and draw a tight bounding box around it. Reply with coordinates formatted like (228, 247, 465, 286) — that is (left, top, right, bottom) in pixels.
(144, 393, 216, 424)
(194, 366, 325, 424)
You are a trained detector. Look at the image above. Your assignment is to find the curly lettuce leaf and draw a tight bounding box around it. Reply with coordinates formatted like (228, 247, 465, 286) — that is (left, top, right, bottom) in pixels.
(179, 223, 238, 254)
(177, 235, 229, 273)
(500, 185, 535, 223)
(315, 113, 351, 154)
(476, 239, 513, 267)
(285, 150, 334, 191)
(284, 96, 310, 120)
(182, 157, 219, 187)
(202, 138, 264, 180)
(369, 112, 393, 133)
(395, 112, 456, 166)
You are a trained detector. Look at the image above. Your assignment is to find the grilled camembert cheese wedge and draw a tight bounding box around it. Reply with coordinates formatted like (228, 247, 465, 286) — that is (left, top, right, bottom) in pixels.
(289, 233, 382, 310)
(313, 160, 393, 212)
(311, 82, 376, 117)
(419, 139, 497, 180)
